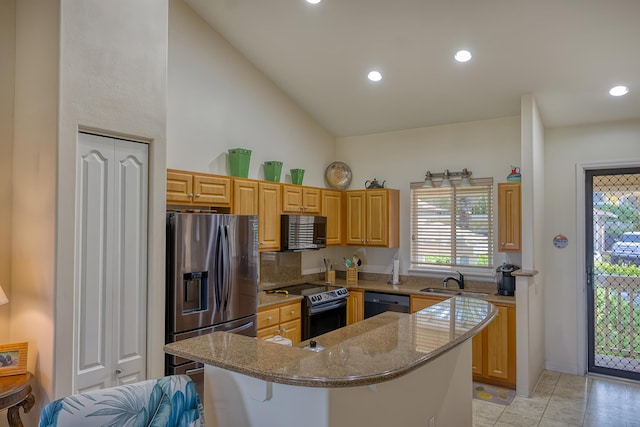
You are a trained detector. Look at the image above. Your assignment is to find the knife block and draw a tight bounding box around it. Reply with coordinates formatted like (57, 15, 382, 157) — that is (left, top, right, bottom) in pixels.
(346, 268, 358, 285)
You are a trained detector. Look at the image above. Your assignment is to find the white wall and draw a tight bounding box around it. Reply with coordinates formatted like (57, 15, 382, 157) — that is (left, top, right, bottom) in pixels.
(12, 5, 59, 426)
(0, 0, 15, 345)
(544, 119, 640, 374)
(11, 2, 168, 424)
(168, 0, 335, 186)
(335, 117, 522, 278)
(517, 95, 546, 396)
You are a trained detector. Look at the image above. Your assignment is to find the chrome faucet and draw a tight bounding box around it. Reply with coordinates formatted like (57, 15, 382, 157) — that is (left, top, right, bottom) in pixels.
(443, 271, 464, 289)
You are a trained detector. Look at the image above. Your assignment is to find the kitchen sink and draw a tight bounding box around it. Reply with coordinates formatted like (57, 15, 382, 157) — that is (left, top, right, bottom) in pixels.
(419, 288, 488, 298)
(419, 288, 459, 295)
(459, 291, 488, 298)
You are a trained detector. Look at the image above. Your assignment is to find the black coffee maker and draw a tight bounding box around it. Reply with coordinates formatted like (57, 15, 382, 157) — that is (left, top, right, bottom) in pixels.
(496, 264, 519, 296)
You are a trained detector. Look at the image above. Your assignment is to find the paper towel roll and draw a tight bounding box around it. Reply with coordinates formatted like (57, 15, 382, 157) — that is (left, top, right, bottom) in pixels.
(393, 259, 400, 284)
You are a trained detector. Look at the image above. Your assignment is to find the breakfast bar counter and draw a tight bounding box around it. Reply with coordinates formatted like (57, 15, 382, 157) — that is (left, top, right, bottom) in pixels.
(165, 296, 496, 388)
(164, 296, 496, 427)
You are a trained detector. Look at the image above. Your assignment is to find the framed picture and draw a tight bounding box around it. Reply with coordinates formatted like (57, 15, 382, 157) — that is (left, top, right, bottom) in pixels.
(0, 342, 28, 377)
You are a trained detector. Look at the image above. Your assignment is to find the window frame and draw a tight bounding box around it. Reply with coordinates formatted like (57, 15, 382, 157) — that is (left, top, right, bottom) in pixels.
(409, 177, 495, 275)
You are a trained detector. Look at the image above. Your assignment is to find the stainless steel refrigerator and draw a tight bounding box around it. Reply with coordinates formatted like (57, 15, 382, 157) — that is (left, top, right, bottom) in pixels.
(165, 212, 259, 387)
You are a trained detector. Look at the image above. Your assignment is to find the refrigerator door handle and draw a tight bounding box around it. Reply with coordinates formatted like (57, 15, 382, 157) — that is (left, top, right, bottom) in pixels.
(214, 224, 224, 310)
(223, 224, 232, 312)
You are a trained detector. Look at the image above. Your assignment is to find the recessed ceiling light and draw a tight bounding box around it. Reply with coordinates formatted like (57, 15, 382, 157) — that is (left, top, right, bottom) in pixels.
(609, 85, 629, 97)
(454, 50, 472, 63)
(368, 71, 382, 82)
(306, 0, 321, 4)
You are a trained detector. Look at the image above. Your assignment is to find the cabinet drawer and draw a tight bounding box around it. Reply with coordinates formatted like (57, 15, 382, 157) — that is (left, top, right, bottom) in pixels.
(257, 307, 280, 329)
(279, 302, 301, 323)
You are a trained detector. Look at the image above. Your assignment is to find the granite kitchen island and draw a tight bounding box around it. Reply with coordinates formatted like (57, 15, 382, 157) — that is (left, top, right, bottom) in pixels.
(164, 296, 496, 427)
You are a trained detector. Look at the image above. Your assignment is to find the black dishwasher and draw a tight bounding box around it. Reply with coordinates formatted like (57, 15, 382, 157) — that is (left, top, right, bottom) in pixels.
(364, 292, 410, 319)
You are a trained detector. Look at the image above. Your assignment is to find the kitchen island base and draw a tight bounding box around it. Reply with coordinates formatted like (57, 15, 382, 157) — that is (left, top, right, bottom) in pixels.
(203, 341, 472, 427)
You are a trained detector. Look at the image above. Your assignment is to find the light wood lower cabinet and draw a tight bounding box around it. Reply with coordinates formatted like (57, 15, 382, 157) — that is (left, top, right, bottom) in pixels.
(474, 303, 517, 388)
(257, 301, 301, 345)
(410, 295, 516, 388)
(347, 289, 364, 325)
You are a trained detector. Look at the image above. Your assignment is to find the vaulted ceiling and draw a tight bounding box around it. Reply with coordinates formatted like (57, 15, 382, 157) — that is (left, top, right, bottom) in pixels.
(186, 0, 640, 137)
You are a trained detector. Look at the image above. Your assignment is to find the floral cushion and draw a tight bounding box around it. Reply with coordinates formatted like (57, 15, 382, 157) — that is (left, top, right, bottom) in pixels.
(39, 375, 203, 427)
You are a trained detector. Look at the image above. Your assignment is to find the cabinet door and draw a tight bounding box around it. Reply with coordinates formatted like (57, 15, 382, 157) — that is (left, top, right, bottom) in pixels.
(259, 182, 281, 251)
(322, 190, 343, 245)
(498, 183, 521, 252)
(192, 174, 231, 206)
(257, 325, 280, 340)
(282, 185, 304, 213)
(166, 170, 193, 204)
(410, 295, 446, 313)
(233, 179, 259, 215)
(280, 319, 302, 345)
(345, 191, 366, 245)
(347, 289, 364, 325)
(302, 188, 321, 214)
(472, 331, 485, 376)
(366, 190, 388, 246)
(486, 304, 516, 382)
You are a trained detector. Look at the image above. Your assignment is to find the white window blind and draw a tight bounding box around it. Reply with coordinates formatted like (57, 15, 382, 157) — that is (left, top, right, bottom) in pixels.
(410, 178, 494, 271)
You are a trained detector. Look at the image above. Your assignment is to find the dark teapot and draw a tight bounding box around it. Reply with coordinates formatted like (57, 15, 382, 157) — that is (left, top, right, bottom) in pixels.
(365, 178, 386, 189)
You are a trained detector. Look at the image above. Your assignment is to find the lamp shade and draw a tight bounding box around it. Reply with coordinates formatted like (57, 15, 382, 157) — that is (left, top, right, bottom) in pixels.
(0, 285, 7, 305)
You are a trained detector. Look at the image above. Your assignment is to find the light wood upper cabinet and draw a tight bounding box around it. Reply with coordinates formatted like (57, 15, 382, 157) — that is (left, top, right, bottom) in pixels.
(258, 182, 281, 252)
(232, 178, 259, 215)
(498, 182, 521, 252)
(281, 185, 321, 214)
(167, 169, 231, 207)
(322, 189, 343, 246)
(345, 189, 400, 247)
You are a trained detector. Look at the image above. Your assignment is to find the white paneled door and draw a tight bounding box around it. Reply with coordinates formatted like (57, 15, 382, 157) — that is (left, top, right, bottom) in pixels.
(75, 133, 148, 392)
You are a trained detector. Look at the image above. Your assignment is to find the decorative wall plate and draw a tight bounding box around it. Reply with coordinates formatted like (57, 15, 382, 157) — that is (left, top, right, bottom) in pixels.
(325, 161, 353, 190)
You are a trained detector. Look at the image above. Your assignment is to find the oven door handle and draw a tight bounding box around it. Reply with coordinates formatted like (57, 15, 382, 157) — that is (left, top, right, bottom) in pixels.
(309, 299, 347, 315)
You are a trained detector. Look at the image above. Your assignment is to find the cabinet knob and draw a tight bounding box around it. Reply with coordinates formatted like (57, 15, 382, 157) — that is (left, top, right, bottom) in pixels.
(290, 310, 295, 315)
(188, 193, 193, 198)
(195, 193, 201, 198)
(501, 242, 505, 246)
(115, 369, 122, 375)
(281, 328, 287, 333)
(267, 316, 273, 321)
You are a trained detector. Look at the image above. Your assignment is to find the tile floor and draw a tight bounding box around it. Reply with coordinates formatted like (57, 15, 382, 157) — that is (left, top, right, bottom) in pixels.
(473, 370, 640, 426)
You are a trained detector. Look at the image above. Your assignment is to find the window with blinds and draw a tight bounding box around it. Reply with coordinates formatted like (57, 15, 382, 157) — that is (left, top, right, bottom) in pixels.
(410, 178, 494, 272)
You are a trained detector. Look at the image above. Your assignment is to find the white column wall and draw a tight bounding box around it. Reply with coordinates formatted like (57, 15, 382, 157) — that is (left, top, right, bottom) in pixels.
(0, 0, 15, 346)
(12, 3, 168, 426)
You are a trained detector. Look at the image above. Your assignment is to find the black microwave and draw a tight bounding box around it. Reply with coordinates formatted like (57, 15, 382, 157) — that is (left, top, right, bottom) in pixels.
(280, 215, 327, 251)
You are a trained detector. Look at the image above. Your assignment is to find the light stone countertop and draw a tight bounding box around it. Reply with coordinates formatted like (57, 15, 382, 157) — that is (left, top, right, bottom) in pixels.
(258, 278, 515, 309)
(164, 296, 497, 388)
